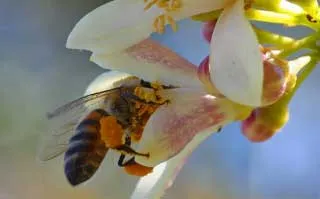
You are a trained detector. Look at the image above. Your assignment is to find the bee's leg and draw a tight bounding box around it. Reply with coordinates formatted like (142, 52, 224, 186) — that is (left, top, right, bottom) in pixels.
(118, 156, 135, 167)
(115, 145, 150, 158)
(115, 134, 149, 166)
(117, 135, 135, 167)
(118, 154, 126, 167)
(116, 146, 148, 166)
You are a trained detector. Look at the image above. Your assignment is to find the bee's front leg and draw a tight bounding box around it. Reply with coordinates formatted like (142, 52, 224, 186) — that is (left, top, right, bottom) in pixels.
(118, 156, 135, 167)
(117, 135, 135, 167)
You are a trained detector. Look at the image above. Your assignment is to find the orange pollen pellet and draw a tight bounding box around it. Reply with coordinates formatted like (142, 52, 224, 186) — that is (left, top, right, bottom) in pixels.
(124, 163, 153, 176)
(100, 116, 124, 148)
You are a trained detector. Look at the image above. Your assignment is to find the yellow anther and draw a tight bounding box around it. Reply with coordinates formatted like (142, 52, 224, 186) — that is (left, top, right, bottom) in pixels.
(144, 0, 158, 11)
(153, 14, 166, 34)
(165, 0, 182, 11)
(166, 15, 177, 32)
(157, 0, 168, 8)
(144, 0, 182, 34)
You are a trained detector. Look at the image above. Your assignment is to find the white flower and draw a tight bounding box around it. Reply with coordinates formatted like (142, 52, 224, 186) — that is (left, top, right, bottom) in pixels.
(84, 71, 250, 199)
(208, 0, 263, 106)
(66, 0, 262, 197)
(67, 0, 264, 106)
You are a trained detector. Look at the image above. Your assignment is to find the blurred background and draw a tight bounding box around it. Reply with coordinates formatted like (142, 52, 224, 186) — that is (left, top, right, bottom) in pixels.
(1, 0, 320, 199)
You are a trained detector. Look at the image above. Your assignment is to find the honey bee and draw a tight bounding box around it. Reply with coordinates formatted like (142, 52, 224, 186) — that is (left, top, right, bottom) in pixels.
(38, 74, 173, 186)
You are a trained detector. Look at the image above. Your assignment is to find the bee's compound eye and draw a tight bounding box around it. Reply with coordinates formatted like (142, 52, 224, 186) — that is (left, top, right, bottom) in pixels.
(124, 162, 153, 176)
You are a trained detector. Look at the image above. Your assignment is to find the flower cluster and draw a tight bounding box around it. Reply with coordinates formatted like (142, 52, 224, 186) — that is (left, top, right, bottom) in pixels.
(66, 0, 320, 198)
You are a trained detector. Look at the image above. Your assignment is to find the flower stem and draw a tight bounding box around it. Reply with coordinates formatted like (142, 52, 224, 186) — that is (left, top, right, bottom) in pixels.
(246, 9, 318, 30)
(277, 33, 319, 58)
(254, 27, 295, 46)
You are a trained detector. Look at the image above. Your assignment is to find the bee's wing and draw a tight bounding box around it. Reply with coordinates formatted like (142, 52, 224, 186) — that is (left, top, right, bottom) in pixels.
(38, 87, 122, 161)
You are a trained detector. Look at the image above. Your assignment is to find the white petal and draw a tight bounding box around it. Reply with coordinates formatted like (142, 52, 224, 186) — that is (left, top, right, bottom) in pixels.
(66, 0, 158, 54)
(131, 130, 212, 199)
(91, 39, 203, 89)
(67, 0, 235, 55)
(135, 88, 239, 167)
(209, 0, 264, 106)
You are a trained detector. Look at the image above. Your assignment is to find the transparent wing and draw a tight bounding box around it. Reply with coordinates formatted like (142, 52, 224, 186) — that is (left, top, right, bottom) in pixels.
(38, 88, 122, 161)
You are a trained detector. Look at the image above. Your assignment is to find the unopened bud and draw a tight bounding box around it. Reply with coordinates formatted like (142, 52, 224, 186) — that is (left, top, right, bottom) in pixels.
(241, 104, 289, 142)
(198, 52, 291, 104)
(201, 20, 217, 43)
(260, 50, 294, 106)
(198, 56, 223, 97)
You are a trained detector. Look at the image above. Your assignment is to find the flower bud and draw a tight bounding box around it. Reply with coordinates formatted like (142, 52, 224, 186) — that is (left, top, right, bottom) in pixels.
(197, 52, 291, 105)
(241, 104, 289, 142)
(261, 55, 290, 106)
(197, 56, 223, 97)
(201, 20, 217, 43)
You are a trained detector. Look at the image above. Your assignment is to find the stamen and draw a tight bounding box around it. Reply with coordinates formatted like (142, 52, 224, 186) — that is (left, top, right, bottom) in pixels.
(144, 0, 182, 34)
(144, 0, 158, 11)
(153, 14, 166, 34)
(166, 15, 177, 32)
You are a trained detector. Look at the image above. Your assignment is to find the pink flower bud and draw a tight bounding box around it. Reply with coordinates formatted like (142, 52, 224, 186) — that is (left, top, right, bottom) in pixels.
(241, 105, 289, 142)
(198, 56, 223, 97)
(261, 56, 289, 106)
(201, 20, 217, 43)
(198, 48, 293, 107)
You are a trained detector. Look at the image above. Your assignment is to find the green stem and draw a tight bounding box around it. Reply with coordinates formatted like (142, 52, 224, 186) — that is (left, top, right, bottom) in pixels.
(254, 27, 295, 46)
(277, 34, 318, 58)
(246, 9, 318, 30)
(192, 9, 320, 32)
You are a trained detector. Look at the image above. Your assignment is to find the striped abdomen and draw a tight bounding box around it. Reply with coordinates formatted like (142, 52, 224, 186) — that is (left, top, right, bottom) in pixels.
(64, 109, 109, 186)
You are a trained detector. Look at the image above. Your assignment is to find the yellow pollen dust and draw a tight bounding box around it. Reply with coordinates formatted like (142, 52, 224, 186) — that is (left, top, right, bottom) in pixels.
(124, 162, 154, 176)
(244, 0, 254, 10)
(134, 83, 167, 105)
(144, 0, 182, 34)
(130, 102, 157, 142)
(150, 81, 163, 90)
(100, 116, 124, 148)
